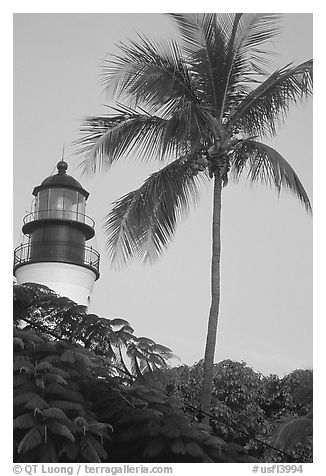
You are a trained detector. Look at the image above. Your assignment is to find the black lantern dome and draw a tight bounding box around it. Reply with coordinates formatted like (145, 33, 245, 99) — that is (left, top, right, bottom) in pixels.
(32, 161, 89, 198)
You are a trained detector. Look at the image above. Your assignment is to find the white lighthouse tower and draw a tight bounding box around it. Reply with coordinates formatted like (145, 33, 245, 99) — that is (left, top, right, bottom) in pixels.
(13, 160, 100, 307)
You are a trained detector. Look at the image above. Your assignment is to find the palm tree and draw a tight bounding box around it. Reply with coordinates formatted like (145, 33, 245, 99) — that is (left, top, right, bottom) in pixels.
(77, 14, 312, 416)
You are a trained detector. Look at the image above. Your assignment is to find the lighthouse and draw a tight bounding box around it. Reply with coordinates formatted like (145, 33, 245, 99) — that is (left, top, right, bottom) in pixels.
(13, 160, 100, 307)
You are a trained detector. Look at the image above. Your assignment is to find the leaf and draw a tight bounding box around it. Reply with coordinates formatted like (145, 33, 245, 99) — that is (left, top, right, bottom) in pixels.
(153, 343, 173, 354)
(143, 436, 165, 458)
(135, 336, 156, 346)
(205, 435, 225, 448)
(89, 421, 113, 435)
(25, 396, 49, 410)
(110, 318, 130, 327)
(49, 367, 70, 378)
(60, 350, 76, 363)
(160, 422, 181, 438)
(41, 355, 59, 364)
(117, 324, 134, 335)
(82, 433, 108, 460)
(80, 435, 102, 463)
(14, 392, 42, 406)
(44, 373, 68, 386)
(146, 353, 168, 367)
(13, 413, 35, 429)
(13, 360, 34, 372)
(42, 408, 68, 421)
(39, 441, 59, 463)
(13, 373, 29, 387)
(35, 361, 53, 372)
(74, 416, 89, 430)
(47, 420, 75, 442)
(74, 352, 94, 368)
(13, 337, 24, 349)
(36, 342, 60, 353)
(18, 427, 42, 454)
(185, 441, 205, 458)
(44, 383, 85, 403)
(49, 400, 84, 413)
(58, 441, 79, 461)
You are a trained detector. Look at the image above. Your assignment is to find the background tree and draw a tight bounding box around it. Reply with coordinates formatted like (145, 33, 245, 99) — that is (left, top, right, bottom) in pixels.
(77, 13, 312, 416)
(151, 360, 313, 462)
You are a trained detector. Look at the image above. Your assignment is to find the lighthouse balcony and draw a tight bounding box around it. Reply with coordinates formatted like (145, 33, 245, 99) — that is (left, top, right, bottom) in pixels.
(22, 210, 95, 239)
(13, 241, 100, 279)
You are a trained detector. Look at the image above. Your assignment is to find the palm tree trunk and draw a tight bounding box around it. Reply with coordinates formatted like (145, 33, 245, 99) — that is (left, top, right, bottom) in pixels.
(200, 174, 222, 418)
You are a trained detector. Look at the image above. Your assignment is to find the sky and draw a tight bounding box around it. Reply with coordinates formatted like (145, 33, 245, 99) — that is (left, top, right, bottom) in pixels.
(13, 12, 313, 377)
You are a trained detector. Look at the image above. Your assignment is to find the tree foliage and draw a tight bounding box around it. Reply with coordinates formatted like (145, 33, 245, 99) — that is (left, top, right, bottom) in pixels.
(14, 282, 175, 378)
(13, 284, 258, 463)
(150, 360, 313, 462)
(13, 284, 312, 462)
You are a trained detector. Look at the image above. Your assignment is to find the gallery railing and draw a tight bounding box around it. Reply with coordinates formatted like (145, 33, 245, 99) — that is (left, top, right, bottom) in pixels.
(13, 241, 100, 277)
(23, 209, 95, 228)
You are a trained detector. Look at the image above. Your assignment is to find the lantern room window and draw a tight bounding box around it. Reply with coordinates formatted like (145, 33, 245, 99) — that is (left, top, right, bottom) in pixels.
(35, 188, 86, 222)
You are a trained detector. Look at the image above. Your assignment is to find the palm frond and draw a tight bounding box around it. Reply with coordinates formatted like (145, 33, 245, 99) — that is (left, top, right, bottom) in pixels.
(230, 140, 311, 211)
(102, 33, 199, 110)
(219, 14, 281, 117)
(234, 14, 281, 71)
(271, 415, 313, 450)
(104, 156, 206, 268)
(77, 109, 179, 173)
(169, 13, 233, 116)
(228, 60, 312, 137)
(169, 13, 233, 54)
(77, 103, 218, 173)
(190, 14, 233, 114)
(169, 14, 280, 119)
